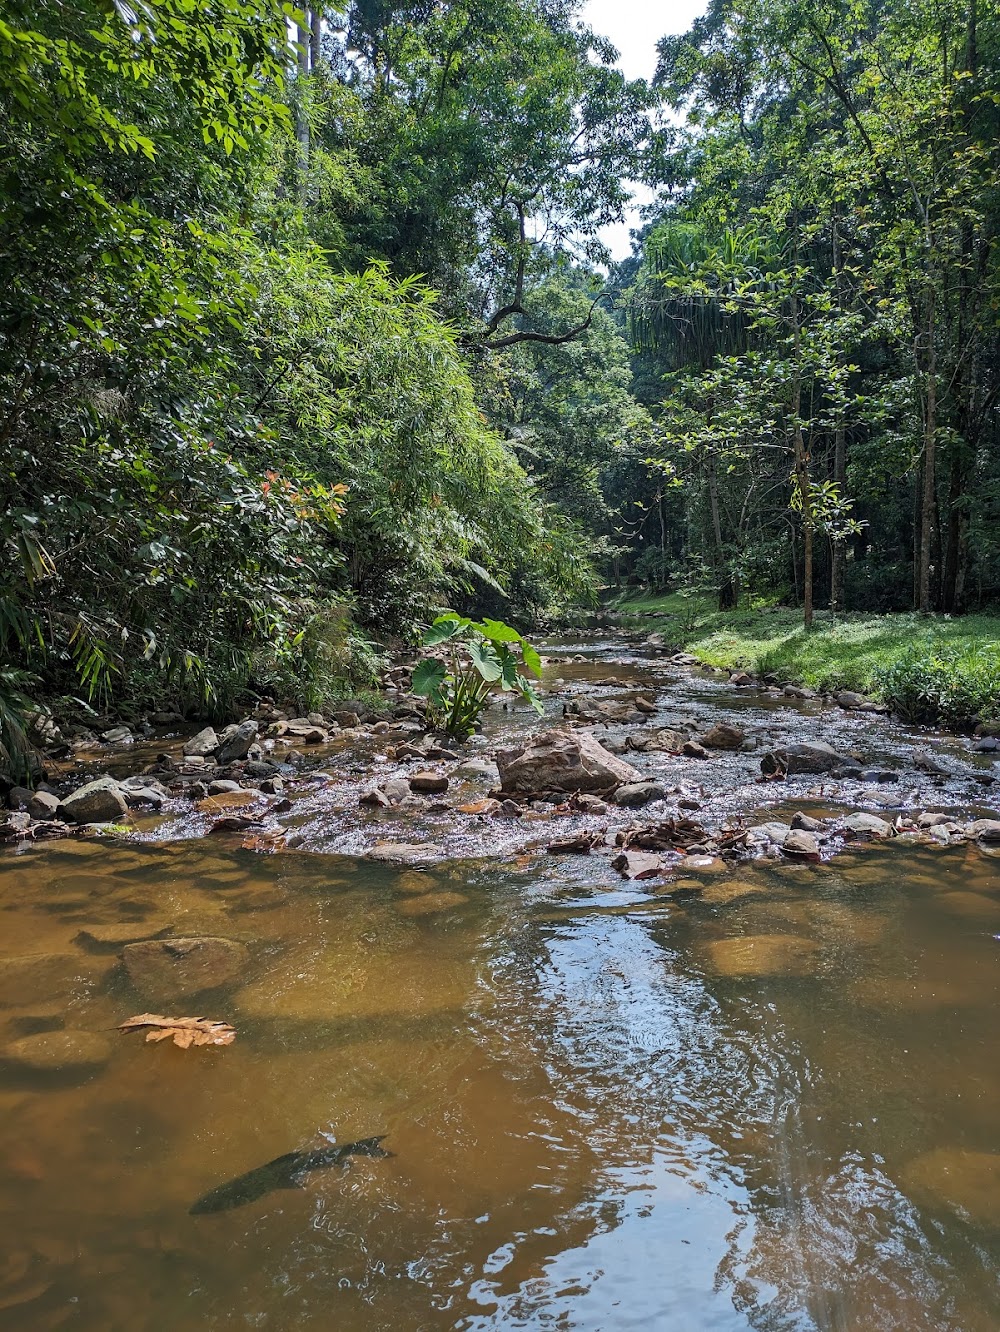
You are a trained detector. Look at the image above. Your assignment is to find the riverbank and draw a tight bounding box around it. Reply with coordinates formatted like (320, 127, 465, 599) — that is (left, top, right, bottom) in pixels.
(609, 596, 1000, 728)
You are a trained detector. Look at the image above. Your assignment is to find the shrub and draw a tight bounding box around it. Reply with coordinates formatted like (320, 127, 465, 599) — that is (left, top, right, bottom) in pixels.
(876, 641, 1000, 727)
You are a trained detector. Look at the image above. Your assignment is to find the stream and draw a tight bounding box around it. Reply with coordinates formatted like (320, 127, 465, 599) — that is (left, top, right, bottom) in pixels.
(1, 633, 999, 1330)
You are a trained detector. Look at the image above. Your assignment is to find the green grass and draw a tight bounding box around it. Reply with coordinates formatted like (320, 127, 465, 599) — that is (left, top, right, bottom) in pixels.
(610, 591, 1000, 724)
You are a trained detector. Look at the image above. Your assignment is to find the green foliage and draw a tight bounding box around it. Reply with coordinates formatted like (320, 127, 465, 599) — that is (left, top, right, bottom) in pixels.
(876, 643, 1000, 728)
(411, 614, 542, 738)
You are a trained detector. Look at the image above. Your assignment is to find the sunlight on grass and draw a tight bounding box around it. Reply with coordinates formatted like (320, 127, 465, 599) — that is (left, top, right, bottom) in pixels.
(612, 592, 1000, 721)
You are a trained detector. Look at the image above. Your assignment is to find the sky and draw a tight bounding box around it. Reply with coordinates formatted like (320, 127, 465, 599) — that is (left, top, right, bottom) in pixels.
(580, 0, 707, 259)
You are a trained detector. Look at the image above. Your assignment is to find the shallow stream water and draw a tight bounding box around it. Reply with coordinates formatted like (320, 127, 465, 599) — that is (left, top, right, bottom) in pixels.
(1, 637, 999, 1330)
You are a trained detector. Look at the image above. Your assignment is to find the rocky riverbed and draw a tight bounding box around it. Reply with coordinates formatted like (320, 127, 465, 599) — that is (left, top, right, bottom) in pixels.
(4, 631, 998, 880)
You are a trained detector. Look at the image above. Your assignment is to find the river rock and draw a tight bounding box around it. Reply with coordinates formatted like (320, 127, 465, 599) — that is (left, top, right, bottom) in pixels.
(1, 1030, 113, 1076)
(122, 936, 250, 998)
(782, 829, 820, 858)
(682, 740, 710, 759)
(0, 953, 108, 1006)
(365, 843, 440, 866)
(452, 758, 498, 780)
(397, 891, 468, 916)
(790, 811, 823, 832)
(183, 726, 219, 757)
(634, 695, 658, 714)
(841, 812, 894, 839)
(409, 771, 449, 795)
(6, 785, 32, 810)
(101, 725, 133, 743)
(612, 781, 667, 808)
(783, 683, 815, 699)
(611, 850, 665, 880)
(705, 934, 819, 978)
(0, 811, 31, 841)
(196, 790, 258, 814)
(901, 1147, 1000, 1226)
(966, 818, 1000, 843)
(119, 777, 168, 808)
(359, 788, 391, 808)
(700, 723, 745, 751)
(835, 691, 868, 709)
(496, 728, 642, 794)
(59, 777, 128, 824)
(748, 821, 791, 848)
(761, 741, 853, 775)
(215, 720, 258, 764)
(26, 790, 60, 819)
(208, 779, 241, 795)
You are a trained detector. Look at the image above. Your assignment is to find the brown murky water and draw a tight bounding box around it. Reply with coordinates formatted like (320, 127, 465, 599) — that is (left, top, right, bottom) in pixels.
(2, 641, 1000, 1330)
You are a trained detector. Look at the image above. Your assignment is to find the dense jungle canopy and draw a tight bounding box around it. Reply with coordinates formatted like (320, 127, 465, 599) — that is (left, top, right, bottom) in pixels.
(2, 0, 999, 723)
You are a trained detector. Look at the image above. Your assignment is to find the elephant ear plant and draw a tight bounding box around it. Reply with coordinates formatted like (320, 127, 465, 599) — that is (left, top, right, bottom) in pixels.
(410, 614, 544, 738)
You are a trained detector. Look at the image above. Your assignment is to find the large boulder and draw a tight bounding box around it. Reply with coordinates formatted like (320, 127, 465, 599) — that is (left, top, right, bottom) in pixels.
(215, 719, 258, 764)
(59, 777, 128, 824)
(122, 936, 249, 999)
(761, 741, 854, 775)
(182, 726, 219, 758)
(496, 728, 642, 794)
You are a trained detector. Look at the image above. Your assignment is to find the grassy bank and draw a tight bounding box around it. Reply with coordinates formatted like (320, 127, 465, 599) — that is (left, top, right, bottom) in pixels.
(611, 593, 1000, 726)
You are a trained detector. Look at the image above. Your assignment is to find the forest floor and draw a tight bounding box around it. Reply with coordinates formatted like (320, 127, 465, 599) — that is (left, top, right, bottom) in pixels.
(609, 592, 1000, 714)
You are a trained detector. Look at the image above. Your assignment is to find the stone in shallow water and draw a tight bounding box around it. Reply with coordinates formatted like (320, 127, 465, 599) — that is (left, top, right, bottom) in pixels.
(74, 922, 172, 952)
(365, 843, 440, 866)
(396, 891, 468, 916)
(699, 880, 769, 906)
(232, 950, 476, 1022)
(902, 1147, 1000, 1226)
(1, 1030, 112, 1075)
(122, 936, 250, 999)
(705, 934, 820, 978)
(938, 891, 1000, 919)
(850, 977, 983, 1011)
(0, 953, 109, 1007)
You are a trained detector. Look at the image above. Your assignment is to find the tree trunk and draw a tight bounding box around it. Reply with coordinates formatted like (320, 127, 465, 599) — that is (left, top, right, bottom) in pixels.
(918, 290, 937, 614)
(790, 298, 813, 629)
(830, 210, 847, 615)
(310, 6, 322, 68)
(295, 19, 311, 199)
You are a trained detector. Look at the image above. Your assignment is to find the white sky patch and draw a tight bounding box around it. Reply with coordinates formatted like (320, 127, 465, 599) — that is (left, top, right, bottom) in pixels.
(581, 0, 707, 260)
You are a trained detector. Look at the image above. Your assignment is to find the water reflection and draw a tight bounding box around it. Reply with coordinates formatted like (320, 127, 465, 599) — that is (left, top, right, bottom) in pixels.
(0, 811, 998, 1328)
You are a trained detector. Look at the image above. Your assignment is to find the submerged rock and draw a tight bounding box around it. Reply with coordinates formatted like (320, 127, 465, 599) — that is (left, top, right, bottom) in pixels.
(396, 891, 468, 916)
(1, 1030, 113, 1076)
(122, 936, 250, 999)
(59, 777, 128, 824)
(902, 1147, 1000, 1226)
(705, 934, 820, 978)
(496, 727, 642, 794)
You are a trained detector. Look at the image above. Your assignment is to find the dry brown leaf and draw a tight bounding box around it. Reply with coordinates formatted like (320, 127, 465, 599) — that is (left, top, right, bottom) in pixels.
(118, 1013, 236, 1049)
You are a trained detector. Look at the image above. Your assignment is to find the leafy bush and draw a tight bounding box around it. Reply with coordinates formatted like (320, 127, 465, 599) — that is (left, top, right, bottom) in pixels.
(876, 642, 1000, 727)
(411, 614, 543, 737)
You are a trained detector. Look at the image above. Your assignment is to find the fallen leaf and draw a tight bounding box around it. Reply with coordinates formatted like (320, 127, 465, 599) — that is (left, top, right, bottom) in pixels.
(118, 1014, 236, 1049)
